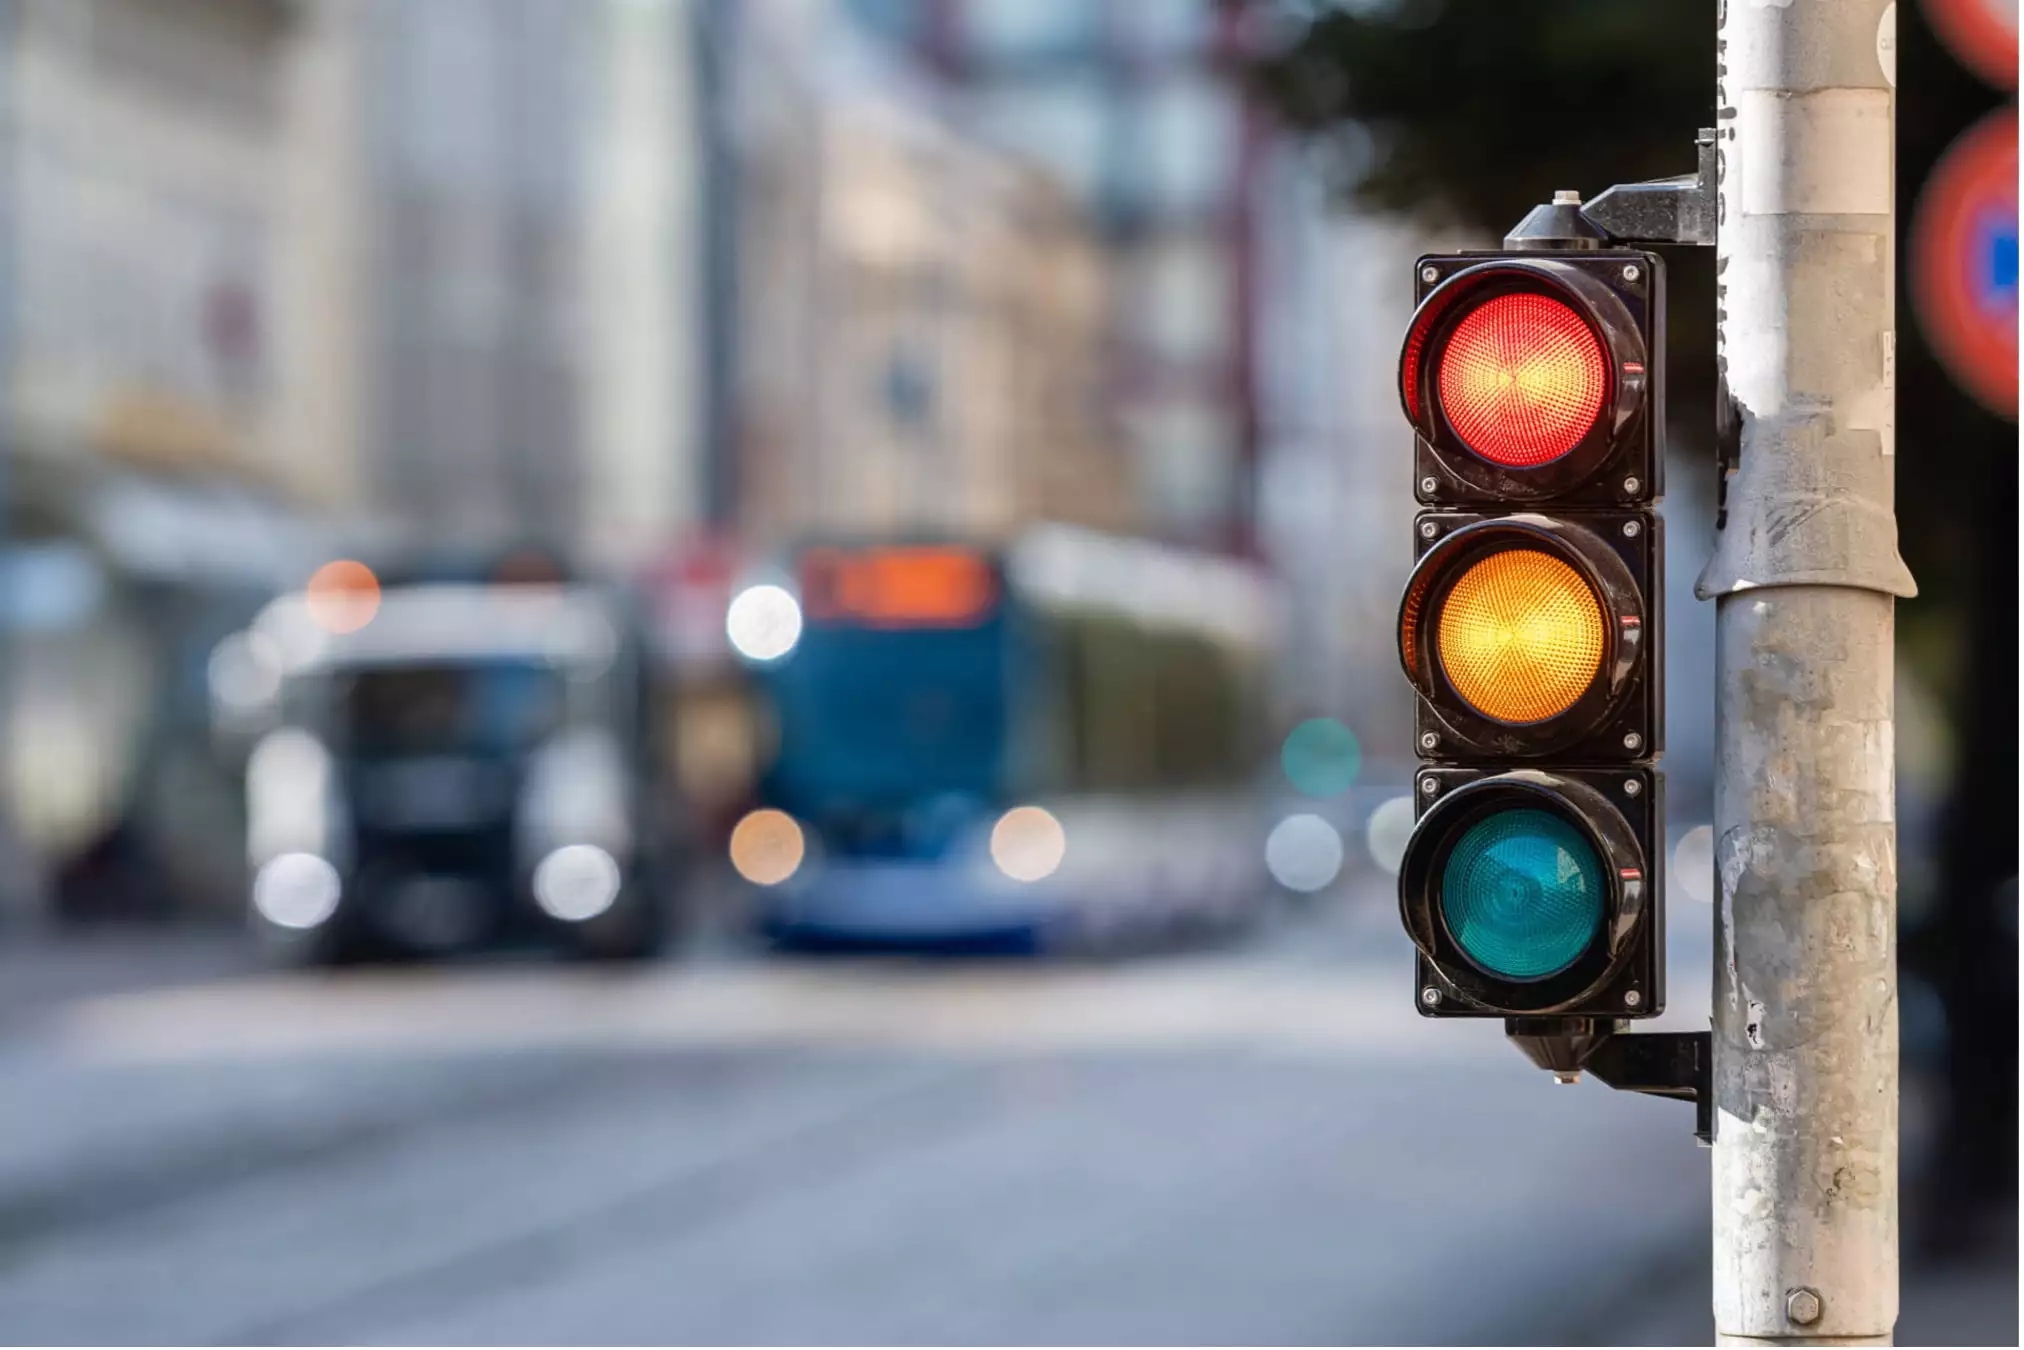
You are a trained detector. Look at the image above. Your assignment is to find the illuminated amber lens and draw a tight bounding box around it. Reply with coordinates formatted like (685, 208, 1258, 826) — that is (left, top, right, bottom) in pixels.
(1436, 550, 1605, 724)
(1437, 293, 1608, 466)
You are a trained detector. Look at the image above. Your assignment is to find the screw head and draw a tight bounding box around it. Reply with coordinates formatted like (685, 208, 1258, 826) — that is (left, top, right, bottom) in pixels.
(1622, 476, 1641, 495)
(1418, 731, 1439, 751)
(1622, 520, 1641, 538)
(1419, 520, 1439, 539)
(1421, 777, 1440, 796)
(1420, 264, 1440, 284)
(1623, 989, 1643, 1009)
(1785, 1288, 1822, 1327)
(1623, 778, 1642, 797)
(1622, 263, 1641, 282)
(1420, 986, 1442, 1007)
(1419, 475, 1438, 494)
(1622, 732, 1644, 752)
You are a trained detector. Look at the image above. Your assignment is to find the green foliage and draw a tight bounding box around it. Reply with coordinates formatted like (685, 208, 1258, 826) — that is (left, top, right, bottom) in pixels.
(1250, 0, 1714, 234)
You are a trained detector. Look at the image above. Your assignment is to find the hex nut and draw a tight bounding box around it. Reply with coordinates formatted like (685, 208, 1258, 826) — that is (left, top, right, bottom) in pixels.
(1786, 1288, 1822, 1327)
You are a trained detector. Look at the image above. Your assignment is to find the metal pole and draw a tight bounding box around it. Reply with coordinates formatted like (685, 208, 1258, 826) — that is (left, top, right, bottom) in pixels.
(1701, 0, 1915, 1343)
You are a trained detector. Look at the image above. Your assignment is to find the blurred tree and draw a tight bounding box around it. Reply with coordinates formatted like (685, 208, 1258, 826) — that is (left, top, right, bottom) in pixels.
(1246, 0, 2016, 1257)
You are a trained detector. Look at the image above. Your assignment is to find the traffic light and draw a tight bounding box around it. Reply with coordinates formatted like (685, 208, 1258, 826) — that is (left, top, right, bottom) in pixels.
(1395, 242, 1667, 1022)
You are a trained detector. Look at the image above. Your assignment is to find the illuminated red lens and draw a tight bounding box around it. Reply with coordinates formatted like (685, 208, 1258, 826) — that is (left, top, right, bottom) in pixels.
(1436, 293, 1608, 467)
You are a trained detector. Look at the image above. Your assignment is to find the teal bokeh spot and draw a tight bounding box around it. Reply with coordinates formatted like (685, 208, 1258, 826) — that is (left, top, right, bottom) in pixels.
(1280, 718, 1362, 798)
(1440, 809, 1603, 980)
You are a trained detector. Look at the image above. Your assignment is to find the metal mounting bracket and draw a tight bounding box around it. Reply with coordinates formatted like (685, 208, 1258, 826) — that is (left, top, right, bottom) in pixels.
(1579, 128, 1718, 247)
(1505, 1018, 1714, 1145)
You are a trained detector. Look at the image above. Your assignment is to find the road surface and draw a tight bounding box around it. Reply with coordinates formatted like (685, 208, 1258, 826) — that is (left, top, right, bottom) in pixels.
(0, 873, 1740, 1345)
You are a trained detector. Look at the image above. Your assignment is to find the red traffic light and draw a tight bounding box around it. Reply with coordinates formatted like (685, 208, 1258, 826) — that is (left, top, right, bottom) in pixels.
(1401, 256, 1654, 503)
(1437, 293, 1610, 467)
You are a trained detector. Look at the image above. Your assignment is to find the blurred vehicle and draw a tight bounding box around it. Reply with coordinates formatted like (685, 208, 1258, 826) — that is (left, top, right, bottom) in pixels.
(224, 580, 676, 964)
(726, 526, 1283, 954)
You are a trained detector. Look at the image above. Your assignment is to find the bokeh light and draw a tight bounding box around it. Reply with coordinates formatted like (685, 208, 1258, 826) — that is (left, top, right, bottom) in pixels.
(532, 844, 624, 922)
(726, 584, 804, 662)
(303, 559, 381, 635)
(729, 808, 805, 886)
(1366, 795, 1417, 877)
(1674, 824, 1715, 905)
(1265, 814, 1344, 893)
(252, 852, 342, 930)
(1279, 717, 1362, 797)
(991, 806, 1067, 882)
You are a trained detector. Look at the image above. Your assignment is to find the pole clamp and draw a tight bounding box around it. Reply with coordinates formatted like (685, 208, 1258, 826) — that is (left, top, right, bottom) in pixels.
(1579, 129, 1718, 247)
(1505, 1018, 1714, 1145)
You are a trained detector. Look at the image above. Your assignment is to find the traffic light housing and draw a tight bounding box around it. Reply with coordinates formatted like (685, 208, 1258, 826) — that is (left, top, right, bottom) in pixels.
(1396, 244, 1667, 1022)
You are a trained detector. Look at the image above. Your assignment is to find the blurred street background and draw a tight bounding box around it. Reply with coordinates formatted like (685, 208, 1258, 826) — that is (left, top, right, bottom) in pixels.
(0, 0, 2010, 1343)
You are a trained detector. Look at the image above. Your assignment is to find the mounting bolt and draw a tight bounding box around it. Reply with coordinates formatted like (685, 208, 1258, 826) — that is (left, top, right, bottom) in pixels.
(1622, 731, 1644, 752)
(1420, 986, 1442, 1007)
(1623, 989, 1643, 1009)
(1420, 264, 1440, 284)
(1622, 262, 1641, 282)
(1785, 1288, 1823, 1327)
(1418, 731, 1439, 751)
(1552, 1071, 1581, 1085)
(1622, 476, 1641, 495)
(1621, 520, 1642, 538)
(1419, 520, 1439, 539)
(1421, 777, 1440, 796)
(1623, 778, 1642, 797)
(1553, 189, 1583, 206)
(1419, 475, 1438, 494)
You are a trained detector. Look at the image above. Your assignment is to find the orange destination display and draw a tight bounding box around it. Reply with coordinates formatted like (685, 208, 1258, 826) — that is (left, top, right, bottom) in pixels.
(799, 547, 998, 627)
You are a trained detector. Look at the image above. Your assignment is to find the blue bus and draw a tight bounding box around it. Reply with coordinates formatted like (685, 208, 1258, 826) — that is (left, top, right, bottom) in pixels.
(725, 527, 1282, 954)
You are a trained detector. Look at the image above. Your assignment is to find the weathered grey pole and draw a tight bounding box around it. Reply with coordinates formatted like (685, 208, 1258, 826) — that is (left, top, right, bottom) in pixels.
(1700, 0, 1915, 1343)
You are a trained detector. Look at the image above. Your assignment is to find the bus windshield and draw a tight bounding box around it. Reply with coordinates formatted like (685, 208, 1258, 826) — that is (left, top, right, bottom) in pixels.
(763, 620, 1008, 815)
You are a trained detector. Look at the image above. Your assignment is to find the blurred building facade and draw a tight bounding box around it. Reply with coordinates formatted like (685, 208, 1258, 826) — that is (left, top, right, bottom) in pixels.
(842, 0, 1259, 552)
(728, 0, 1130, 551)
(291, 0, 710, 572)
(0, 0, 329, 915)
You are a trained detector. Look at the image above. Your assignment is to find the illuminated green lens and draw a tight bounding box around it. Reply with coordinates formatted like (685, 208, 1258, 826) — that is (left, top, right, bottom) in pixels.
(1440, 809, 1603, 980)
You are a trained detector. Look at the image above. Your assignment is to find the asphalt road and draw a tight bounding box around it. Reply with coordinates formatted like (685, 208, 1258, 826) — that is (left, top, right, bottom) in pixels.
(0, 874, 1743, 1345)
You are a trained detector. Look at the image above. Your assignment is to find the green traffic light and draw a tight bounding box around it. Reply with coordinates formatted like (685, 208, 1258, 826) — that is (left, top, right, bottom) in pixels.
(1439, 808, 1603, 980)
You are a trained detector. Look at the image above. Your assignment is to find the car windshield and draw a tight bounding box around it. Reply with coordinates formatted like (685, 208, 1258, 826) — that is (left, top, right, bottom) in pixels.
(337, 659, 571, 758)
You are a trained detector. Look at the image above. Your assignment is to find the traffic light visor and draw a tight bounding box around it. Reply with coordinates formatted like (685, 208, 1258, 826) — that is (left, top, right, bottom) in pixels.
(1435, 549, 1605, 724)
(1440, 807, 1603, 980)
(1436, 293, 1608, 466)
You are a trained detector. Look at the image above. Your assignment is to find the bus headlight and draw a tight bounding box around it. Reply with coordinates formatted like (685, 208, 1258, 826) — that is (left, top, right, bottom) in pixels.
(252, 852, 343, 930)
(532, 844, 623, 922)
(991, 806, 1066, 883)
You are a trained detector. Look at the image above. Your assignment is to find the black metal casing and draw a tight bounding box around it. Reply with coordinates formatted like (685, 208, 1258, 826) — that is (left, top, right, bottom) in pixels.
(1406, 250, 1665, 509)
(1404, 508, 1664, 763)
(1405, 766, 1666, 1019)
(1395, 247, 1669, 1027)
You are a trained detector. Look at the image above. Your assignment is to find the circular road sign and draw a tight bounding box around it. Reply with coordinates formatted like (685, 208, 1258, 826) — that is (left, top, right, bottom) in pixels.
(1911, 108, 2018, 419)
